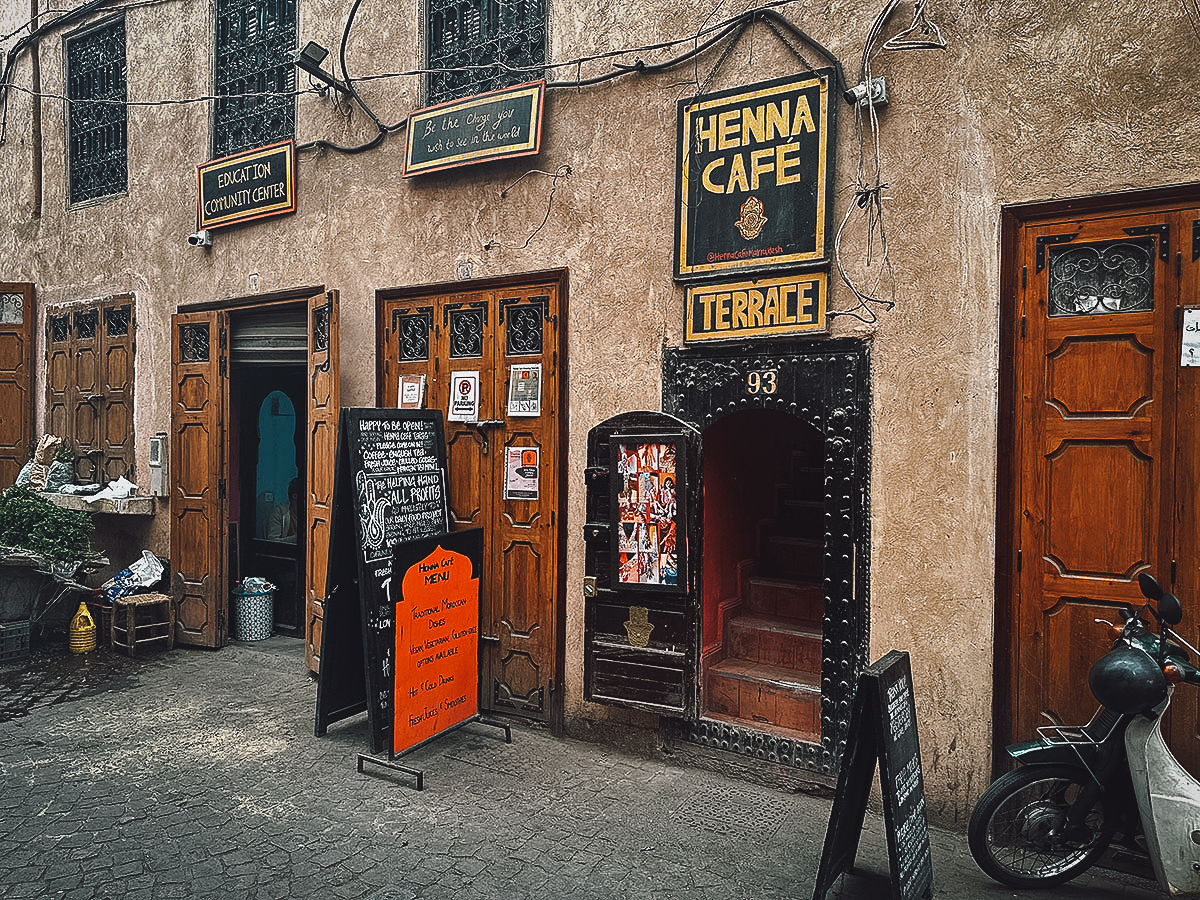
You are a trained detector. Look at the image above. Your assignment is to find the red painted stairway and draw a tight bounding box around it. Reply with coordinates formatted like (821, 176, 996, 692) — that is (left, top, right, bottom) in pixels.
(705, 461, 824, 740)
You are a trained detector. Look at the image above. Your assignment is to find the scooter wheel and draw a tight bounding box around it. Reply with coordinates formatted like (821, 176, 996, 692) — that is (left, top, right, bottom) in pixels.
(968, 763, 1112, 889)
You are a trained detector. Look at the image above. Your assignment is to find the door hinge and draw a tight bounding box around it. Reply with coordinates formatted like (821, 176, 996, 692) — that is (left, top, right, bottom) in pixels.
(218, 478, 226, 501)
(1021, 266, 1027, 290)
(1172, 559, 1177, 585)
(219, 355, 227, 376)
(1016, 549, 1021, 573)
(1178, 251, 1183, 277)
(1178, 305, 1184, 331)
(1020, 315, 1026, 339)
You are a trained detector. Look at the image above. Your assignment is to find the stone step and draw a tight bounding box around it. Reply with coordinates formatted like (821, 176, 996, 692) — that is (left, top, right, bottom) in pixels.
(725, 614, 821, 674)
(705, 657, 821, 736)
(744, 575, 823, 622)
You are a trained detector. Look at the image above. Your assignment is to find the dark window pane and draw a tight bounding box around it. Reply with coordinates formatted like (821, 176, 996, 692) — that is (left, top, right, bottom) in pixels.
(426, 0, 546, 105)
(67, 18, 127, 204)
(213, 0, 297, 157)
(1048, 237, 1155, 317)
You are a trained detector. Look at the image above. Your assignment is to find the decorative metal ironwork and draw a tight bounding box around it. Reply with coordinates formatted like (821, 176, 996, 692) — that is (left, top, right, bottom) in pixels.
(104, 304, 131, 337)
(73, 309, 97, 340)
(0, 293, 22, 325)
(50, 314, 70, 343)
(425, 0, 547, 105)
(1124, 223, 1170, 260)
(663, 338, 871, 778)
(1035, 232, 1079, 273)
(393, 309, 433, 361)
(448, 305, 485, 358)
(312, 300, 330, 353)
(67, 17, 127, 204)
(1048, 237, 1155, 317)
(505, 303, 543, 355)
(180, 323, 211, 362)
(213, 0, 297, 158)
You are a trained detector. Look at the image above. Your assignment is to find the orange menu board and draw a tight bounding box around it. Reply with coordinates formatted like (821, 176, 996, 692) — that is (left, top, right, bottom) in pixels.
(392, 532, 482, 754)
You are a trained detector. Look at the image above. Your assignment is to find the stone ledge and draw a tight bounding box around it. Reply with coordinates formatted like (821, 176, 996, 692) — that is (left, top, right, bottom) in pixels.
(37, 492, 157, 516)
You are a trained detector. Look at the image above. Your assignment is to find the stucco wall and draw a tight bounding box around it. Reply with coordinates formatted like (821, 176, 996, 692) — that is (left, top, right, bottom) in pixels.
(3, 0, 1200, 826)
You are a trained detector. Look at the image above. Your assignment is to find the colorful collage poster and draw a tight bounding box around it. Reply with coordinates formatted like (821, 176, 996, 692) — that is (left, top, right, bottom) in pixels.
(614, 441, 679, 587)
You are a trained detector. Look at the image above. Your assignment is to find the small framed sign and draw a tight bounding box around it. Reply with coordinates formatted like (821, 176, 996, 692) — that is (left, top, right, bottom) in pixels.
(404, 81, 545, 177)
(448, 371, 480, 422)
(685, 271, 828, 343)
(610, 436, 684, 592)
(197, 140, 296, 231)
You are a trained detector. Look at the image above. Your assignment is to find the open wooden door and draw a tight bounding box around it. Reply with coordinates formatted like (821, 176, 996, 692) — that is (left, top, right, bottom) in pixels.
(305, 291, 339, 673)
(0, 284, 34, 486)
(582, 411, 701, 718)
(171, 309, 228, 647)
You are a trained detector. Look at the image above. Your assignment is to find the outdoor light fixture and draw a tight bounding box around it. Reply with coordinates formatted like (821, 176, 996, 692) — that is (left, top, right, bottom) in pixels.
(291, 40, 351, 95)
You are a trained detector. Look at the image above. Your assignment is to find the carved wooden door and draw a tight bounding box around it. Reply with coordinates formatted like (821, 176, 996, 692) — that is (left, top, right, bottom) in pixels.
(0, 284, 34, 486)
(170, 309, 228, 648)
(1013, 205, 1200, 772)
(305, 291, 339, 673)
(379, 274, 565, 726)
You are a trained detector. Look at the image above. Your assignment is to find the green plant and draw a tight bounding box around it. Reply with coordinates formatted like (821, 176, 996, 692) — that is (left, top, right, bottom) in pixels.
(0, 486, 96, 561)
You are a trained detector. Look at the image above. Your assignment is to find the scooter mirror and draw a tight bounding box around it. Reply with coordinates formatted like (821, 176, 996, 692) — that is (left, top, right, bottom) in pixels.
(1139, 571, 1164, 601)
(1160, 593, 1183, 627)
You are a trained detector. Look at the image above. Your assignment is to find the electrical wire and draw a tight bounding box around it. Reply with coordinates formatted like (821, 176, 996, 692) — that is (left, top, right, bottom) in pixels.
(483, 164, 572, 251)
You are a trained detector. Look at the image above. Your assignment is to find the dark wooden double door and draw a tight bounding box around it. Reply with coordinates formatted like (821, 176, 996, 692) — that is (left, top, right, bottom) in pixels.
(378, 273, 566, 725)
(1007, 196, 1200, 772)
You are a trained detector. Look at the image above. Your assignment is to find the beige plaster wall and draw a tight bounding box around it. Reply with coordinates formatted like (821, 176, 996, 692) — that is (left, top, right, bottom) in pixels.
(3, 0, 1200, 826)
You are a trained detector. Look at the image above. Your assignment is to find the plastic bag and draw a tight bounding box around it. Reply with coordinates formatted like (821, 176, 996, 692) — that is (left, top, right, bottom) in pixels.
(238, 577, 275, 596)
(99, 550, 165, 602)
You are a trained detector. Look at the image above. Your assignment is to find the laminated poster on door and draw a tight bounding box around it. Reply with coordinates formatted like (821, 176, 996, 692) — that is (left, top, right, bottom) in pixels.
(398, 374, 426, 409)
(447, 371, 480, 422)
(506, 363, 542, 417)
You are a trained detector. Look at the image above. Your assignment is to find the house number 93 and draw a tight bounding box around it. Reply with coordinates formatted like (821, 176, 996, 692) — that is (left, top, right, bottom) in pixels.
(746, 370, 778, 395)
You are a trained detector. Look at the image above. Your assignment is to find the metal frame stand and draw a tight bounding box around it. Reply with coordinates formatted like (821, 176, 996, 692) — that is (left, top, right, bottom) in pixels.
(356, 716, 513, 791)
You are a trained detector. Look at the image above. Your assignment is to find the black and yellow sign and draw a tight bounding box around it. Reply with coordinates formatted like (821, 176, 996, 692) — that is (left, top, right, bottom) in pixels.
(197, 141, 295, 230)
(685, 272, 827, 343)
(404, 81, 544, 177)
(675, 71, 836, 281)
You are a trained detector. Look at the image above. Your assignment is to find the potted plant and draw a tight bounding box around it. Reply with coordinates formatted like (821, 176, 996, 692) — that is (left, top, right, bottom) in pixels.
(0, 485, 98, 623)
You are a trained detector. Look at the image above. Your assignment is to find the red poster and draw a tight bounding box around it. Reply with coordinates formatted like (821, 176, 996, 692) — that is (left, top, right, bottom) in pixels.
(393, 544, 480, 753)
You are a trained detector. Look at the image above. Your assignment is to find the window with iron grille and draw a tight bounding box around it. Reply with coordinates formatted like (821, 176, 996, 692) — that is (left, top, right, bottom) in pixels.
(426, 0, 547, 105)
(66, 17, 127, 205)
(212, 0, 297, 159)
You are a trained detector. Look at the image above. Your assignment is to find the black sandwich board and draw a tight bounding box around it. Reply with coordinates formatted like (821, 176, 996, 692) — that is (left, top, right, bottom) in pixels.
(812, 650, 933, 900)
(315, 408, 448, 754)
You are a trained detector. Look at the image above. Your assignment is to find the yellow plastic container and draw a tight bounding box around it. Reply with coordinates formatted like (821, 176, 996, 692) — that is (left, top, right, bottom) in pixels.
(69, 601, 97, 654)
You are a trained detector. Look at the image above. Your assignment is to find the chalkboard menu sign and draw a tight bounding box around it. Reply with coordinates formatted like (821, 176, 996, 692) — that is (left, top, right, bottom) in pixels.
(812, 650, 933, 900)
(315, 408, 449, 754)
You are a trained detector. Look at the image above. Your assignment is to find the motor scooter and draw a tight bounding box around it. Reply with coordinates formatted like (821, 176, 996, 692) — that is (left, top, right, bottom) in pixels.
(968, 573, 1200, 895)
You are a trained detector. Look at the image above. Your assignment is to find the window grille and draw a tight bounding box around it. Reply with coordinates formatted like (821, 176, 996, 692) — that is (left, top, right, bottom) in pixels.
(213, 0, 297, 158)
(426, 0, 547, 105)
(67, 17, 127, 204)
(1048, 237, 1155, 316)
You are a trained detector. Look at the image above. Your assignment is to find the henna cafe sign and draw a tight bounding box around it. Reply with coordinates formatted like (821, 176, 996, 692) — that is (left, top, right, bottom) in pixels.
(403, 81, 545, 177)
(674, 70, 836, 281)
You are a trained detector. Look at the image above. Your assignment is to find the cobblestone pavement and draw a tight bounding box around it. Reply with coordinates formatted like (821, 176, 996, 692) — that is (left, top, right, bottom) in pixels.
(0, 635, 1164, 900)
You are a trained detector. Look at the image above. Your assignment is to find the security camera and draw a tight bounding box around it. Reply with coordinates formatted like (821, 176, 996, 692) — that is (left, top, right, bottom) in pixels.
(843, 77, 888, 109)
(187, 229, 213, 247)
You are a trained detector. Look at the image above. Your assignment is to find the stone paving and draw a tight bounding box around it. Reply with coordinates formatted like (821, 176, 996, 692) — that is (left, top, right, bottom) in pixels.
(0, 635, 1164, 899)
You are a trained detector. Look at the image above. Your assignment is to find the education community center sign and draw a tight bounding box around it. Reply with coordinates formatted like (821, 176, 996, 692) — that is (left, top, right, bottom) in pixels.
(675, 70, 836, 342)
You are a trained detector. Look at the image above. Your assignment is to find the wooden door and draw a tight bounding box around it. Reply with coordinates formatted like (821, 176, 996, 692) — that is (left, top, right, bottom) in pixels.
(379, 273, 566, 726)
(0, 284, 34, 486)
(1170, 210, 1200, 769)
(1012, 204, 1200, 769)
(305, 291, 339, 673)
(171, 309, 228, 647)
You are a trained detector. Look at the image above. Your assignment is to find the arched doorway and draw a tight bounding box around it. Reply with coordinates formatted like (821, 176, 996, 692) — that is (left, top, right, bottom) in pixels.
(701, 408, 825, 739)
